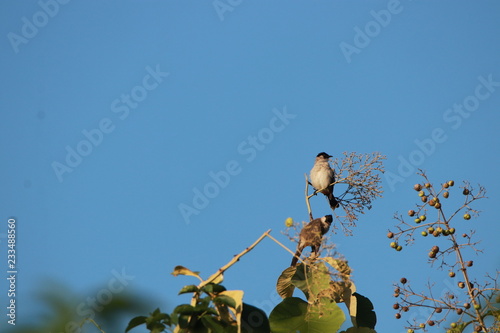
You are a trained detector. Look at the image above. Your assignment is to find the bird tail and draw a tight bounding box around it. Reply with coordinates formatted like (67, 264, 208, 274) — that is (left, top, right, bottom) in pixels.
(328, 193, 338, 210)
(291, 249, 301, 266)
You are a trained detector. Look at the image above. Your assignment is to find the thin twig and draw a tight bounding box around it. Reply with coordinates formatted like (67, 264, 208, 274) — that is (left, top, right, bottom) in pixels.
(197, 229, 272, 291)
(266, 232, 302, 264)
(80, 318, 106, 333)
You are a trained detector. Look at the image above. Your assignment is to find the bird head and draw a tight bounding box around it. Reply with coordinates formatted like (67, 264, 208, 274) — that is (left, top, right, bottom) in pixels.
(317, 152, 332, 159)
(320, 215, 333, 233)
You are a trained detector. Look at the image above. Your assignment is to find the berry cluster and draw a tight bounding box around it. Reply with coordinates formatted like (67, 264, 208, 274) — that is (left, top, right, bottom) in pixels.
(387, 171, 498, 332)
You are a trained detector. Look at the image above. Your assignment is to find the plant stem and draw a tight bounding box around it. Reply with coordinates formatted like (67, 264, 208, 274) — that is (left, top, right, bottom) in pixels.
(195, 229, 272, 293)
(305, 174, 314, 221)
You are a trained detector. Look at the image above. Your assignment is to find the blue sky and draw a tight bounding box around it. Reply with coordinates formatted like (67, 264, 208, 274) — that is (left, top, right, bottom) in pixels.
(1, 1, 499, 332)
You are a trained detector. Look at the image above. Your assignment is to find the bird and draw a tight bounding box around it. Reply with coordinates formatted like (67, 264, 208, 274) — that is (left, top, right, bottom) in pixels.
(310, 152, 338, 210)
(291, 215, 333, 266)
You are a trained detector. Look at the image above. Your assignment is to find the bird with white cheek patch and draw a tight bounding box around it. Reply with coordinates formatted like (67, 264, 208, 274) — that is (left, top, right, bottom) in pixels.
(309, 152, 338, 210)
(291, 215, 333, 266)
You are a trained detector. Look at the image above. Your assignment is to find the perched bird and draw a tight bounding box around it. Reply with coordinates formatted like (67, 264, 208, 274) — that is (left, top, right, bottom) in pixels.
(310, 152, 338, 210)
(291, 215, 333, 266)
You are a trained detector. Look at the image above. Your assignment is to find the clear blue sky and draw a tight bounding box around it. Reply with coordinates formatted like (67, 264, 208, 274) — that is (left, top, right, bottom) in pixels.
(1, 1, 499, 332)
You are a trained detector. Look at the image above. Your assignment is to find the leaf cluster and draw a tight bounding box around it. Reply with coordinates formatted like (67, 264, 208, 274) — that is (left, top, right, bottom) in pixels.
(273, 259, 376, 333)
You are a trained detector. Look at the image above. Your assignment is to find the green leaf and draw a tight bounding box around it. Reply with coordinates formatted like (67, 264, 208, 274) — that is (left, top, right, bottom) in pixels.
(148, 322, 166, 333)
(201, 283, 227, 294)
(213, 295, 236, 309)
(178, 314, 191, 329)
(352, 293, 377, 329)
(276, 266, 296, 299)
(308, 262, 332, 298)
(171, 265, 202, 281)
(290, 264, 310, 300)
(269, 297, 308, 332)
(201, 315, 226, 333)
(145, 308, 171, 328)
(178, 284, 199, 295)
(291, 262, 331, 302)
(125, 315, 147, 332)
(241, 303, 271, 333)
(269, 297, 345, 333)
(340, 327, 377, 333)
(173, 304, 196, 316)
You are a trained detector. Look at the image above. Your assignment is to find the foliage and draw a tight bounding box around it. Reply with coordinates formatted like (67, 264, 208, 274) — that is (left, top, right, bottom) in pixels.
(7, 281, 153, 333)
